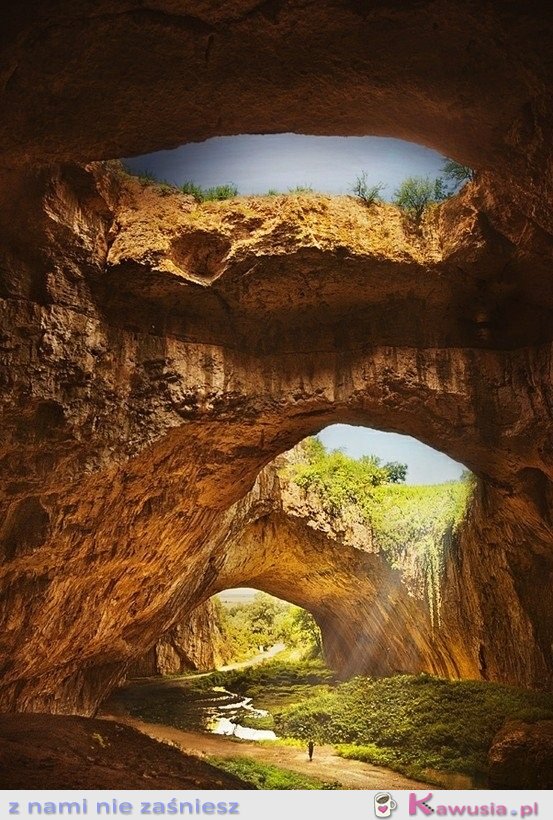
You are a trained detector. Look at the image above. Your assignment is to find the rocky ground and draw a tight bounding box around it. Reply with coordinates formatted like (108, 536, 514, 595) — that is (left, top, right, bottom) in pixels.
(0, 714, 252, 789)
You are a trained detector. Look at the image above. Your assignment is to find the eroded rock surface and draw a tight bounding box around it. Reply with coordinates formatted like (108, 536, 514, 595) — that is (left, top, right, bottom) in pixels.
(0, 165, 552, 713)
(130, 600, 230, 677)
(2, 2, 553, 240)
(0, 713, 252, 789)
(488, 720, 553, 789)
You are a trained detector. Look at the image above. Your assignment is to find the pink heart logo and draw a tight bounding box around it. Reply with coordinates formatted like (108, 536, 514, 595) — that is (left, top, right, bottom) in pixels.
(378, 808, 388, 815)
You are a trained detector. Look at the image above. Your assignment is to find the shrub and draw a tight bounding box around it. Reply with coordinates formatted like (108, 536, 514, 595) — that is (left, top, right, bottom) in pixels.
(234, 708, 275, 731)
(181, 181, 239, 202)
(288, 185, 315, 194)
(121, 164, 176, 189)
(181, 180, 206, 200)
(134, 169, 158, 184)
(285, 439, 471, 623)
(203, 183, 239, 201)
(205, 659, 335, 695)
(275, 674, 553, 779)
(351, 172, 386, 205)
(393, 175, 449, 223)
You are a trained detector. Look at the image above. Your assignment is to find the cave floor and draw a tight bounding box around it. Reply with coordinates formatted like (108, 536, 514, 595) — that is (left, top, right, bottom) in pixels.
(109, 715, 435, 790)
(0, 714, 253, 789)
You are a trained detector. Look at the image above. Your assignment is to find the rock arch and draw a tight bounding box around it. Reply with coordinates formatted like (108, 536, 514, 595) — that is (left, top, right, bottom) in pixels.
(0, 164, 552, 713)
(2, 4, 553, 195)
(0, 3, 553, 714)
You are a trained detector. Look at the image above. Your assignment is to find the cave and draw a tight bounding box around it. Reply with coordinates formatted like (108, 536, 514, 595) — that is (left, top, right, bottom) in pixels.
(1, 0, 553, 789)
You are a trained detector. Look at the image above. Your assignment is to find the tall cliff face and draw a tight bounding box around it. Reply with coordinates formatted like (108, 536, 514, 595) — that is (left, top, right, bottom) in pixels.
(204, 460, 553, 687)
(126, 452, 553, 689)
(0, 164, 551, 713)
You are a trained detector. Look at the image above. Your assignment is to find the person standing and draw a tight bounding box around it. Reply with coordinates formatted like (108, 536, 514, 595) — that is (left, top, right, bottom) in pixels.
(308, 740, 314, 761)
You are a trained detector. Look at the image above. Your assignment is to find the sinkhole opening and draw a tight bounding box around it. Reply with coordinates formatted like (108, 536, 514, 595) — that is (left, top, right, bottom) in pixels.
(120, 133, 473, 203)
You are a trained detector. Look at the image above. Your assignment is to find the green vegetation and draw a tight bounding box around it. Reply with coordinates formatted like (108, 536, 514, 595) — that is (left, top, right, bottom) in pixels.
(286, 439, 472, 621)
(219, 591, 322, 662)
(368, 481, 470, 621)
(393, 175, 450, 223)
(275, 674, 553, 782)
(119, 165, 238, 201)
(206, 659, 334, 713)
(351, 172, 386, 205)
(287, 185, 315, 194)
(234, 708, 275, 731)
(289, 437, 409, 514)
(127, 168, 159, 184)
(208, 659, 334, 693)
(120, 164, 177, 193)
(441, 158, 475, 185)
(119, 161, 474, 216)
(180, 180, 206, 199)
(209, 756, 340, 789)
(181, 180, 239, 202)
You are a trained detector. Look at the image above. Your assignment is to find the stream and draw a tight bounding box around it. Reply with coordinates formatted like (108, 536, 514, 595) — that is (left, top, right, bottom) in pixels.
(104, 676, 479, 789)
(104, 678, 278, 741)
(209, 687, 277, 740)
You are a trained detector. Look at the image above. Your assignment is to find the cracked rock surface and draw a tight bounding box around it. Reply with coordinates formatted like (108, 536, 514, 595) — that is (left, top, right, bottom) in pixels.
(0, 164, 551, 712)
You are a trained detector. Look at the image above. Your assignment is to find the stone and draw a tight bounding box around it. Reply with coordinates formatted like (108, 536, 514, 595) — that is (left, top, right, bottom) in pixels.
(0, 163, 551, 713)
(130, 600, 230, 677)
(1, 3, 553, 235)
(0, 713, 253, 789)
(488, 720, 553, 789)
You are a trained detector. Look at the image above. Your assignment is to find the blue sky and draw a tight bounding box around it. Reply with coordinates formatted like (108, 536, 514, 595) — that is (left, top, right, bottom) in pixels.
(318, 425, 463, 485)
(123, 133, 446, 198)
(125, 134, 462, 485)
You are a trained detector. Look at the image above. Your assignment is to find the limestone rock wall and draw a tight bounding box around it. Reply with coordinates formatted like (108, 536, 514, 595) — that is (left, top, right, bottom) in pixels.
(0, 164, 551, 713)
(129, 599, 230, 677)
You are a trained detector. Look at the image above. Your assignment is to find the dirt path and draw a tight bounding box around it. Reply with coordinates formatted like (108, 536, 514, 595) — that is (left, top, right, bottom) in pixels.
(108, 715, 433, 790)
(217, 642, 286, 672)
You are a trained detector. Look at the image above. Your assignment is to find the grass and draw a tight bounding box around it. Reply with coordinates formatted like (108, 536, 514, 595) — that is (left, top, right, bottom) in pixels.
(283, 439, 474, 623)
(208, 756, 340, 790)
(205, 659, 334, 693)
(274, 673, 553, 781)
(114, 659, 553, 785)
(181, 181, 239, 202)
(204, 660, 335, 711)
(119, 167, 239, 202)
(287, 185, 315, 194)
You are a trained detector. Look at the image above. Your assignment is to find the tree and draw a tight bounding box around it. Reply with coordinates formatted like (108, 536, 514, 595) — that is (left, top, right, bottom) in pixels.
(351, 172, 386, 205)
(247, 593, 287, 642)
(441, 158, 475, 186)
(393, 176, 449, 223)
(384, 461, 408, 483)
(290, 607, 323, 655)
(292, 441, 409, 515)
(302, 436, 326, 463)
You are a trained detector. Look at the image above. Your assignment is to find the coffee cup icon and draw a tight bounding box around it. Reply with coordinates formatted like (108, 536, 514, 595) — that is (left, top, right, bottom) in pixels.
(374, 792, 398, 817)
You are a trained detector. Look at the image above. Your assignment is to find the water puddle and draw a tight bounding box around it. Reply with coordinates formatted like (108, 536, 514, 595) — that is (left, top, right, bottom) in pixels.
(107, 678, 278, 741)
(208, 687, 277, 740)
